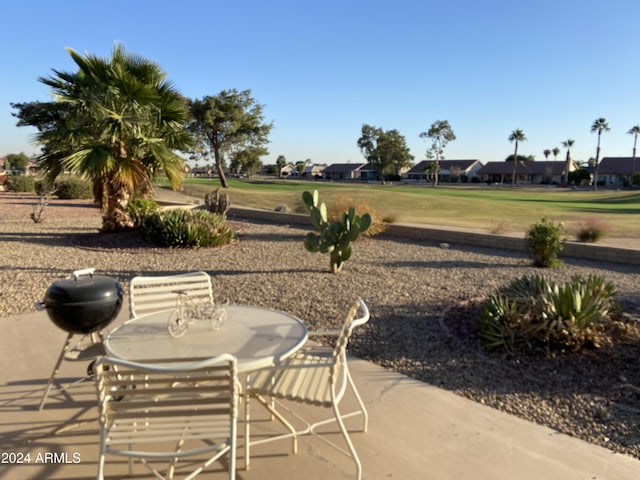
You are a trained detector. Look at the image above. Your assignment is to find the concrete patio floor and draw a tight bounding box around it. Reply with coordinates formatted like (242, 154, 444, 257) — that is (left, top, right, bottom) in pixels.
(1, 303, 640, 480)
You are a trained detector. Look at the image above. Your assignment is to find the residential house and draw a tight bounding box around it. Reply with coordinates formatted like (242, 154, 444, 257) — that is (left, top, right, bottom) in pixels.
(322, 163, 366, 181)
(597, 157, 638, 187)
(405, 159, 483, 182)
(279, 163, 296, 177)
(476, 160, 577, 185)
(303, 164, 326, 178)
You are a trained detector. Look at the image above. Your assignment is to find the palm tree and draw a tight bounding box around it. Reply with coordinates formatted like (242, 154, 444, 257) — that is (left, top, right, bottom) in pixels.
(591, 117, 610, 191)
(552, 147, 560, 160)
(628, 125, 640, 186)
(31, 44, 191, 231)
(561, 139, 575, 186)
(543, 149, 551, 160)
(508, 129, 526, 187)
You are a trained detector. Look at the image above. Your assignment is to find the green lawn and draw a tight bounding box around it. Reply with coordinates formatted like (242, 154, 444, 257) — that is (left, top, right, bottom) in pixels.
(167, 177, 640, 239)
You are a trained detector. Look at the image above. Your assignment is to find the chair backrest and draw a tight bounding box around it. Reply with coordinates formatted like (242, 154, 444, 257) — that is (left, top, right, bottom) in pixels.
(95, 354, 238, 454)
(330, 299, 370, 381)
(129, 271, 213, 318)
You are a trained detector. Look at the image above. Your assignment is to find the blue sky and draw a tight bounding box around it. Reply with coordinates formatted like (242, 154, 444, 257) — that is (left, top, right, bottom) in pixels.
(2, 0, 639, 166)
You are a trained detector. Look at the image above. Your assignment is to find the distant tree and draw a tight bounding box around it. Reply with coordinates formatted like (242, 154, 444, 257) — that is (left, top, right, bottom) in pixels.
(508, 129, 527, 187)
(552, 147, 560, 160)
(628, 125, 640, 184)
(543, 149, 551, 160)
(419, 120, 456, 186)
(276, 155, 287, 178)
(505, 154, 534, 162)
(590, 117, 610, 191)
(561, 139, 575, 186)
(358, 124, 413, 182)
(188, 89, 272, 188)
(568, 168, 591, 185)
(4, 152, 29, 173)
(423, 161, 440, 184)
(11, 44, 192, 231)
(230, 145, 267, 177)
(295, 160, 306, 175)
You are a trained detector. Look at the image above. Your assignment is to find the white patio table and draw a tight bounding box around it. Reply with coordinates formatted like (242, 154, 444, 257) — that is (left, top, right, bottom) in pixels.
(104, 304, 308, 469)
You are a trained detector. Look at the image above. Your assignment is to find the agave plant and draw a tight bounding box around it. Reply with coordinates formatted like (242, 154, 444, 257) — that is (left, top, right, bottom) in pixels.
(477, 274, 618, 354)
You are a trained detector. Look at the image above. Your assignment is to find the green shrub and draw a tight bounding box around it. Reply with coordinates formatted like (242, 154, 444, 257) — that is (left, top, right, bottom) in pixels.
(145, 208, 234, 248)
(55, 177, 92, 199)
(126, 197, 160, 229)
(478, 274, 617, 354)
(35, 178, 56, 196)
(6, 175, 36, 193)
(525, 217, 564, 267)
(575, 217, 609, 243)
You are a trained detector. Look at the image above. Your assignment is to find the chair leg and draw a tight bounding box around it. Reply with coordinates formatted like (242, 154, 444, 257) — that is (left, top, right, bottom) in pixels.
(251, 394, 298, 454)
(333, 401, 363, 480)
(244, 374, 251, 470)
(97, 430, 107, 480)
(346, 368, 368, 432)
(39, 332, 74, 410)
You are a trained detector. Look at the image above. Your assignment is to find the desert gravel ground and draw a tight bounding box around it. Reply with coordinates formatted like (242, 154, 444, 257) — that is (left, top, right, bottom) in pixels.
(1, 191, 639, 460)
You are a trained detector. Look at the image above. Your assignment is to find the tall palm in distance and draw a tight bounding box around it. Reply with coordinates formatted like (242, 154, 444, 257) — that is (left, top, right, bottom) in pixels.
(628, 125, 640, 185)
(561, 139, 575, 186)
(508, 129, 526, 187)
(591, 117, 610, 191)
(543, 149, 551, 160)
(552, 147, 560, 160)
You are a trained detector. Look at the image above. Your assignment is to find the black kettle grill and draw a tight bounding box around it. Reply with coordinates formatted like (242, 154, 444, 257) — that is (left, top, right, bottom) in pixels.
(37, 268, 123, 410)
(38, 268, 124, 334)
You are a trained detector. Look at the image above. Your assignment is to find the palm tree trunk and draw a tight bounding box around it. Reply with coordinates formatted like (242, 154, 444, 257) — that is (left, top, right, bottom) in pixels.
(100, 178, 133, 232)
(511, 143, 518, 187)
(594, 135, 601, 191)
(563, 150, 570, 186)
(632, 134, 637, 186)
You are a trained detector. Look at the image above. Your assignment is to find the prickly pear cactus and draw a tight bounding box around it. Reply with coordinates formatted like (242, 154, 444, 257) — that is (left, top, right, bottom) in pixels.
(302, 190, 371, 273)
(204, 188, 230, 217)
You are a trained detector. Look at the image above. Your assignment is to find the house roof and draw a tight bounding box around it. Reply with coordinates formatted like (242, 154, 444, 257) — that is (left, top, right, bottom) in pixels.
(477, 161, 571, 176)
(598, 157, 637, 174)
(323, 163, 366, 174)
(407, 159, 481, 174)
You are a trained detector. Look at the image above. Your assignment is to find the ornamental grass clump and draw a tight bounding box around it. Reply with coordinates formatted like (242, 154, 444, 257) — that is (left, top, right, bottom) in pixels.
(325, 194, 388, 236)
(477, 274, 617, 355)
(525, 217, 564, 267)
(575, 217, 609, 243)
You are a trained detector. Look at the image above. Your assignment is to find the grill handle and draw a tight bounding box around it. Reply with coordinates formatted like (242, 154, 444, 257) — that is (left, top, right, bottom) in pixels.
(70, 268, 96, 280)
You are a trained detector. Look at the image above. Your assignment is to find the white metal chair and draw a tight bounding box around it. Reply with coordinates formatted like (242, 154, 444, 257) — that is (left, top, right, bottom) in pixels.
(129, 271, 214, 318)
(247, 299, 370, 480)
(94, 354, 238, 480)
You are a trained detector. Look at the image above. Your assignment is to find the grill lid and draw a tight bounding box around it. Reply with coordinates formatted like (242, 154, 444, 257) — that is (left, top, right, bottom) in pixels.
(43, 268, 122, 307)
